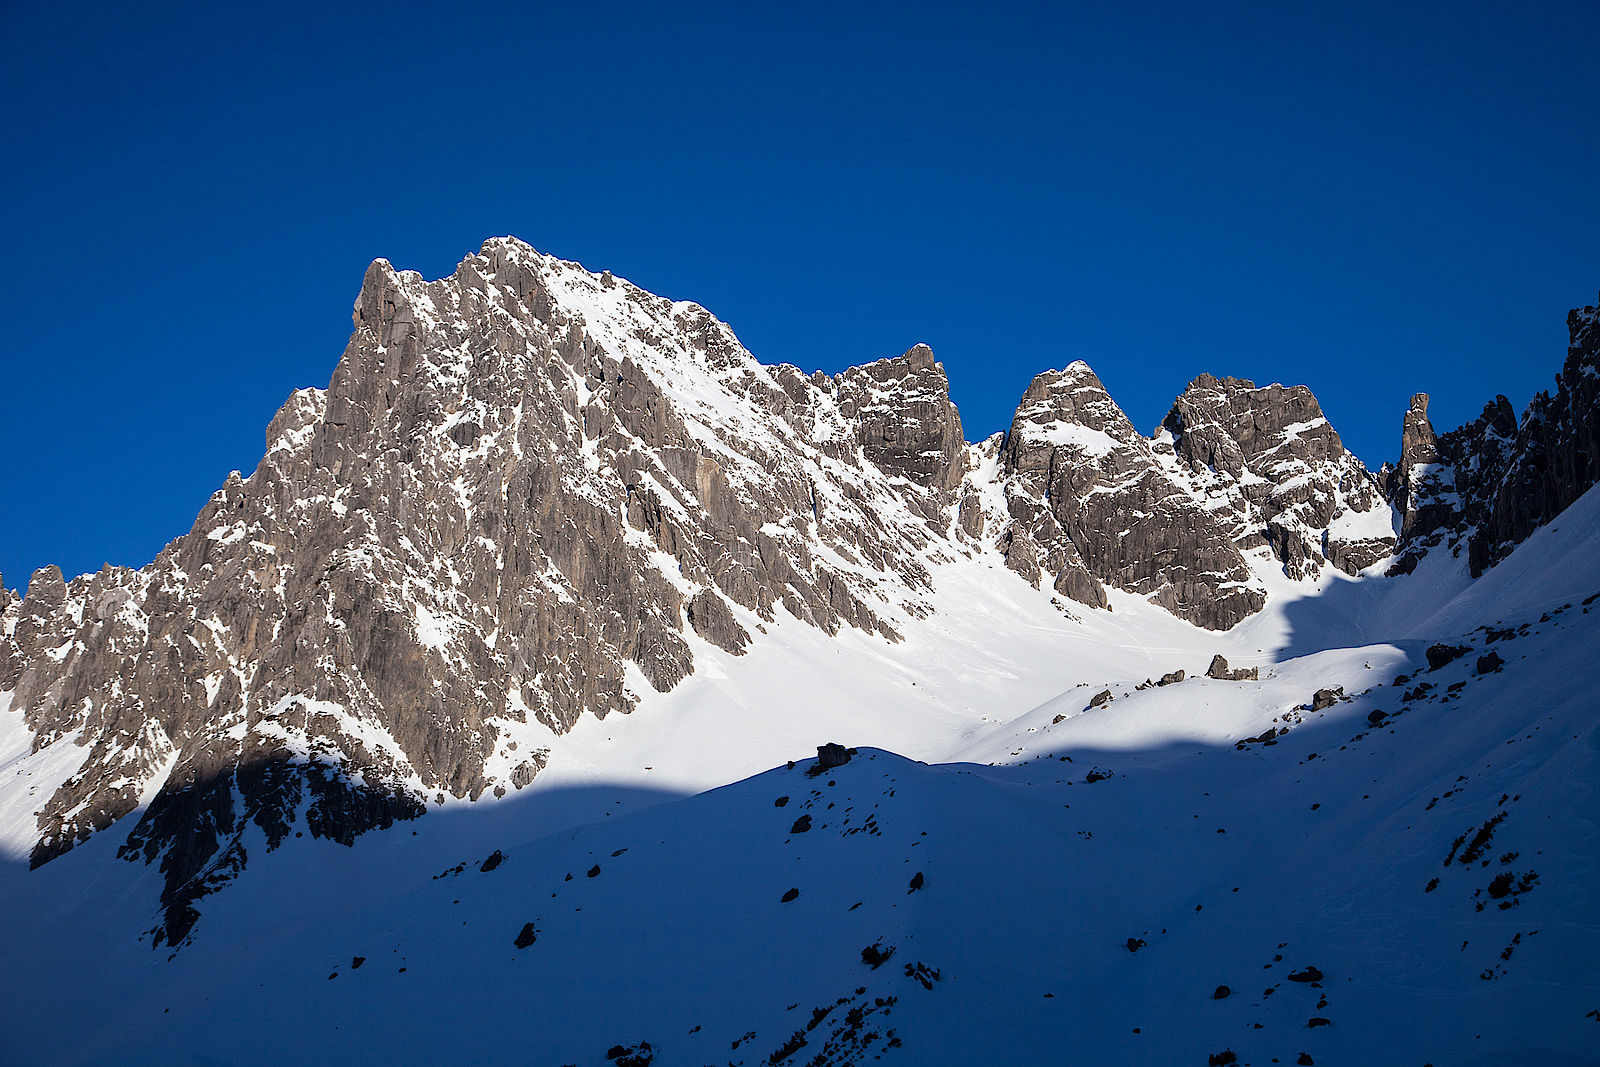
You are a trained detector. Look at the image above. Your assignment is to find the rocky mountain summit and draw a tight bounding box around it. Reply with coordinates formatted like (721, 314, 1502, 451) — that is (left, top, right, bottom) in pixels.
(1, 238, 1593, 947)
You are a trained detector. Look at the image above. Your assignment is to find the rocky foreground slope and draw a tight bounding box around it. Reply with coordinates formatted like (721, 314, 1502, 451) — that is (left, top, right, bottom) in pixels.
(0, 237, 1594, 949)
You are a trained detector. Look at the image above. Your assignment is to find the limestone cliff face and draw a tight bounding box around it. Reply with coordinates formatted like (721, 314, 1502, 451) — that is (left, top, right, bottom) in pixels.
(990, 363, 1264, 629)
(0, 239, 961, 947)
(1159, 374, 1396, 580)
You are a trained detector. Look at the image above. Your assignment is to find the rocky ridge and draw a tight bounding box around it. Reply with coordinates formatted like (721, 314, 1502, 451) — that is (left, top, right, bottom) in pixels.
(1384, 293, 1600, 575)
(0, 239, 1590, 947)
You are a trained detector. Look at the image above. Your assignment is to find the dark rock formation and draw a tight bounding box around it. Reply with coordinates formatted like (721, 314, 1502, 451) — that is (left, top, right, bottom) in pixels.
(995, 363, 1262, 628)
(1162, 374, 1395, 579)
(835, 344, 965, 491)
(1311, 687, 1343, 711)
(1206, 655, 1258, 682)
(1426, 644, 1470, 671)
(1388, 294, 1600, 576)
(816, 743, 852, 770)
(1157, 670, 1185, 686)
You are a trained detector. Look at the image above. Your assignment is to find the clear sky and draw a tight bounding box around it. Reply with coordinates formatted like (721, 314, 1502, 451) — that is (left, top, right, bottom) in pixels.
(2, 1, 1596, 590)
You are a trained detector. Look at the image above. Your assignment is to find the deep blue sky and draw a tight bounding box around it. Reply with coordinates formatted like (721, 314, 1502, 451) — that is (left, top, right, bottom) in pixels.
(3, 2, 1597, 590)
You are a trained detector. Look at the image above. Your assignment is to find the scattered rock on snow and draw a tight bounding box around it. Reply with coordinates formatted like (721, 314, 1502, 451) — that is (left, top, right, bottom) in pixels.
(1311, 687, 1343, 711)
(1207, 655, 1258, 681)
(1426, 643, 1471, 670)
(816, 743, 853, 770)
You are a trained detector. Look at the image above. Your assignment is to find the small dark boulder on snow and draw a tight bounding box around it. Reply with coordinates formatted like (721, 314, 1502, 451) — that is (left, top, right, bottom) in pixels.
(1085, 767, 1113, 783)
(817, 743, 852, 770)
(1307, 1017, 1332, 1028)
(1297, 1055, 1315, 1065)
(1126, 937, 1147, 953)
(1208, 1051, 1238, 1066)
(1311, 687, 1343, 711)
(861, 942, 896, 969)
(908, 871, 925, 893)
(514, 923, 537, 949)
(479, 849, 504, 873)
(781, 887, 800, 903)
(774, 795, 790, 807)
(1157, 670, 1185, 686)
(1287, 965, 1324, 983)
(1477, 650, 1504, 674)
(1051, 713, 1067, 724)
(790, 814, 813, 834)
(351, 956, 365, 969)
(1213, 984, 1231, 1000)
(1367, 710, 1388, 726)
(587, 864, 601, 878)
(1089, 689, 1113, 709)
(605, 1042, 654, 1067)
(1426, 643, 1471, 670)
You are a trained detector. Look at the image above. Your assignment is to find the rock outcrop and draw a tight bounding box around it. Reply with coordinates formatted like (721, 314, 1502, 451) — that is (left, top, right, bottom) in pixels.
(991, 362, 1264, 629)
(1159, 374, 1395, 579)
(1387, 293, 1600, 576)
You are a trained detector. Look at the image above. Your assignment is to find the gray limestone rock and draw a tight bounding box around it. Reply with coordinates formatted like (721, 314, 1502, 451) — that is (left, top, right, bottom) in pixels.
(1162, 374, 1395, 579)
(1388, 294, 1600, 577)
(997, 363, 1259, 628)
(1206, 655, 1258, 682)
(835, 344, 965, 492)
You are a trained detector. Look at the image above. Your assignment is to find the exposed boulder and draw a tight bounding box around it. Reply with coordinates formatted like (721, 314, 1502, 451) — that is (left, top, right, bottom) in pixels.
(816, 743, 853, 770)
(1206, 655, 1258, 682)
